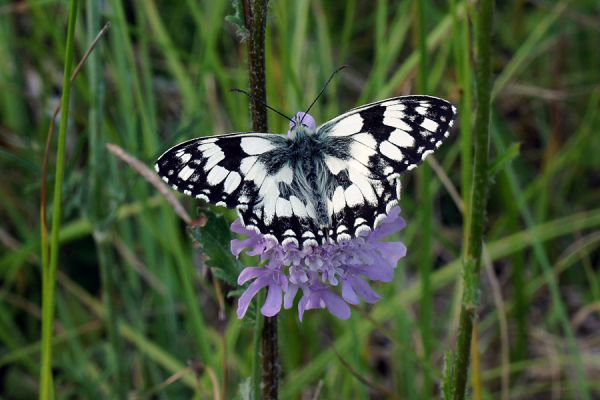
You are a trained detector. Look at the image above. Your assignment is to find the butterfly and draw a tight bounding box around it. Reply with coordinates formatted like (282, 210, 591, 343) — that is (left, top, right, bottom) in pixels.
(155, 95, 456, 248)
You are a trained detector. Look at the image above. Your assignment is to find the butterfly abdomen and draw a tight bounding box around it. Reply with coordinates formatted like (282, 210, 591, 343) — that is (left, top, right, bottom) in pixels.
(287, 135, 333, 228)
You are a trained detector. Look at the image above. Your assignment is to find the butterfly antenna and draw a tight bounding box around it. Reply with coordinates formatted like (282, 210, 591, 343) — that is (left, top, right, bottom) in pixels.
(230, 88, 294, 124)
(300, 65, 347, 125)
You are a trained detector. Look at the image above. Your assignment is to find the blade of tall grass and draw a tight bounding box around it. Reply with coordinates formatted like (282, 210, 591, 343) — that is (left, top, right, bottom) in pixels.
(337, 0, 356, 65)
(86, 1, 127, 397)
(450, 0, 472, 212)
(361, 0, 412, 101)
(39, 1, 79, 398)
(107, 2, 184, 376)
(491, 1, 569, 100)
(56, 272, 201, 390)
(369, 0, 467, 101)
(139, 0, 199, 115)
(412, 0, 433, 398)
(54, 296, 106, 398)
(0, 13, 29, 135)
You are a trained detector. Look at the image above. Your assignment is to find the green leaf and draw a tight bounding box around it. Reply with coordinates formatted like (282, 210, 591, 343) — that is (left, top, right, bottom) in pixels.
(189, 208, 242, 287)
(225, 0, 249, 42)
(441, 351, 456, 400)
(487, 142, 520, 179)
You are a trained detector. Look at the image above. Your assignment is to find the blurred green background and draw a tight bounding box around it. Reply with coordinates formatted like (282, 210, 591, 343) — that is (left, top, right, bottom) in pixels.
(1, 0, 600, 399)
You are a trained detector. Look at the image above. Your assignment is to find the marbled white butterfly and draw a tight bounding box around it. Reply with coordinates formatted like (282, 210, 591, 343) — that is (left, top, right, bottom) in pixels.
(155, 95, 456, 248)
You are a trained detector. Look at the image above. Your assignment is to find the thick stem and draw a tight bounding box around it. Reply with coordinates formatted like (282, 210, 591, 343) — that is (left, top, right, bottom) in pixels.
(452, 1, 494, 399)
(246, 0, 268, 133)
(261, 317, 279, 399)
(245, 0, 278, 399)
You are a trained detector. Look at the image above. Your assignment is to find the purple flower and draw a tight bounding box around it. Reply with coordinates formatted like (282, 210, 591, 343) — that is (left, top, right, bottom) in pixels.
(231, 206, 407, 321)
(289, 112, 317, 133)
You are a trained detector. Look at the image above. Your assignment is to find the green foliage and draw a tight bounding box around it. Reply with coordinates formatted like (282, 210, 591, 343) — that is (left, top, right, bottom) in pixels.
(441, 351, 456, 400)
(487, 142, 520, 180)
(189, 208, 242, 287)
(225, 0, 250, 42)
(1, 0, 600, 399)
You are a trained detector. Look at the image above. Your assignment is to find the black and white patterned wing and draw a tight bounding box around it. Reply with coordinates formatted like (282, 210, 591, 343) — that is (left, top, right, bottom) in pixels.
(155, 133, 320, 245)
(317, 95, 456, 242)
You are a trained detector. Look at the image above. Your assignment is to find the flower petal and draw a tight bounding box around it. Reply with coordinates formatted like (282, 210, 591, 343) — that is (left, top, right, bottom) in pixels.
(322, 291, 351, 320)
(230, 219, 254, 235)
(261, 284, 283, 317)
(231, 238, 257, 256)
(237, 267, 264, 285)
(359, 254, 395, 282)
(377, 242, 407, 264)
(298, 291, 310, 321)
(284, 285, 299, 309)
(349, 275, 381, 304)
(236, 277, 269, 319)
(341, 280, 360, 305)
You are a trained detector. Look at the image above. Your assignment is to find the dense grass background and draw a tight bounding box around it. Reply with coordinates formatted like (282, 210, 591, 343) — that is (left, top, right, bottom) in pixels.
(1, 0, 600, 399)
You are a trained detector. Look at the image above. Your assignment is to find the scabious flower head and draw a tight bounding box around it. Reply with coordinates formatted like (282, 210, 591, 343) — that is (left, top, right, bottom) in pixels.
(290, 112, 317, 132)
(232, 208, 407, 321)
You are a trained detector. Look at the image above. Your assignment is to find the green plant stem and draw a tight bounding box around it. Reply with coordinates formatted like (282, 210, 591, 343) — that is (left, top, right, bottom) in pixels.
(246, 0, 269, 132)
(452, 1, 494, 399)
(450, 0, 472, 214)
(261, 315, 278, 400)
(252, 293, 265, 400)
(413, 0, 433, 398)
(245, 0, 279, 398)
(39, 1, 78, 398)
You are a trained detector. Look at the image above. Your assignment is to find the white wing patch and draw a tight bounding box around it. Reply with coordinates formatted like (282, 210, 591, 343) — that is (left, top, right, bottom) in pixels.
(420, 118, 439, 132)
(332, 186, 346, 214)
(379, 141, 404, 161)
(276, 198, 293, 217)
(223, 171, 242, 193)
(325, 156, 347, 175)
(240, 137, 277, 155)
(206, 165, 229, 185)
(388, 129, 415, 147)
(353, 132, 378, 149)
(178, 165, 195, 181)
(327, 114, 363, 137)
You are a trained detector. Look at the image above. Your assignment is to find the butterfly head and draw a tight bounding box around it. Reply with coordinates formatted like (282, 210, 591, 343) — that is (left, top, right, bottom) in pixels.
(288, 112, 317, 139)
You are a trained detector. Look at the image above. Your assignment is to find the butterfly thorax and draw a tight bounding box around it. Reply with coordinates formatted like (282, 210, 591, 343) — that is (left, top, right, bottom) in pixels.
(286, 131, 332, 228)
